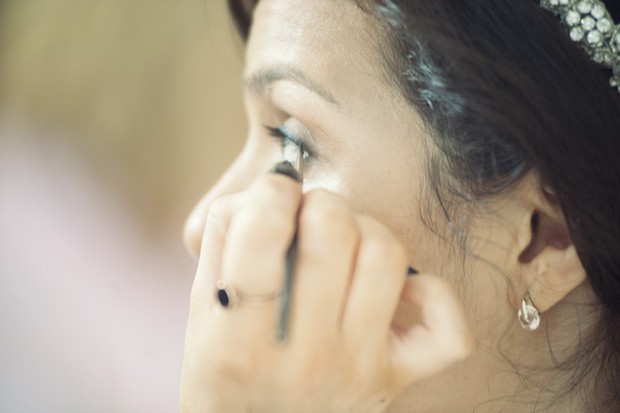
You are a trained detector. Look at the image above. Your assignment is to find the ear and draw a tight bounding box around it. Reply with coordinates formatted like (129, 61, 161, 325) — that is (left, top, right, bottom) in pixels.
(516, 178, 587, 313)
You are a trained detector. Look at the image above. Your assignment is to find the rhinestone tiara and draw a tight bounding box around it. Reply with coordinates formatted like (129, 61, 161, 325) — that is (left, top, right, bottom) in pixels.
(540, 0, 620, 94)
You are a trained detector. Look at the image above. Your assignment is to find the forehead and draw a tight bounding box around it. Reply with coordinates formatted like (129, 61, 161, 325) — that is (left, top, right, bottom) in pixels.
(245, 0, 386, 105)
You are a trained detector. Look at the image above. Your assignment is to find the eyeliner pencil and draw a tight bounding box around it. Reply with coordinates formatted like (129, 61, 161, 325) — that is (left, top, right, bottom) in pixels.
(273, 148, 304, 343)
(277, 232, 297, 342)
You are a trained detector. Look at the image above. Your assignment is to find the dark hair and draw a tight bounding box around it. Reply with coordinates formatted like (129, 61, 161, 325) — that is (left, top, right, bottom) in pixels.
(228, 0, 620, 410)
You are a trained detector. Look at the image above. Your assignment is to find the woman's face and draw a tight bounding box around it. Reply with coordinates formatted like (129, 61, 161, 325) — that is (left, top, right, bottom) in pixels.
(187, 0, 444, 282)
(185, 0, 529, 410)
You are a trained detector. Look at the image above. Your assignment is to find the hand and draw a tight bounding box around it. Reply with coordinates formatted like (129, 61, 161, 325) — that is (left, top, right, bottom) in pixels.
(180, 173, 474, 413)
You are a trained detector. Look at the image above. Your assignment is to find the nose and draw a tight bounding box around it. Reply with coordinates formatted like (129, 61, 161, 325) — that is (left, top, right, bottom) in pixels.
(183, 145, 273, 259)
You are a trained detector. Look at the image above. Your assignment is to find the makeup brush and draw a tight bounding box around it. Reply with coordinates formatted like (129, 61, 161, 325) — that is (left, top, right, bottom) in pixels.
(269, 143, 303, 343)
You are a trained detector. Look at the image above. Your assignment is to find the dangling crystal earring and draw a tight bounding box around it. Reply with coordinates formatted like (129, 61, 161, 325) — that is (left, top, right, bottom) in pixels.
(517, 294, 541, 331)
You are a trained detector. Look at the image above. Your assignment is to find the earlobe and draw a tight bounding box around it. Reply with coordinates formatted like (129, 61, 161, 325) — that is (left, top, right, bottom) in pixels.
(518, 201, 587, 314)
(525, 243, 587, 312)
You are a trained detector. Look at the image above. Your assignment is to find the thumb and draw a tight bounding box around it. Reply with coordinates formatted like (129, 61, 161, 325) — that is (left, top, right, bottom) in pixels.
(388, 274, 475, 386)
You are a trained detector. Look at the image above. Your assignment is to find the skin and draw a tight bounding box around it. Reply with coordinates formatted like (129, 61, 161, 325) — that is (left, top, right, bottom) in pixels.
(180, 1, 598, 411)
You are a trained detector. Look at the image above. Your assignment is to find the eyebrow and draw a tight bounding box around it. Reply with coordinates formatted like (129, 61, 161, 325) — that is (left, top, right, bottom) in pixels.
(244, 66, 338, 105)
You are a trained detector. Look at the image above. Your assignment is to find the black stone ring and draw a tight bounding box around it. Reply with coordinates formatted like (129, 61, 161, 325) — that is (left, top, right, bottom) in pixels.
(215, 280, 280, 309)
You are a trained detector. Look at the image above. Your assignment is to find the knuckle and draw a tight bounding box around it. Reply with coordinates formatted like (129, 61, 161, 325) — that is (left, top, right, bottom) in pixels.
(233, 204, 292, 237)
(300, 190, 354, 231)
(204, 197, 235, 234)
(206, 195, 233, 219)
(444, 328, 476, 361)
(259, 173, 300, 198)
(363, 233, 407, 266)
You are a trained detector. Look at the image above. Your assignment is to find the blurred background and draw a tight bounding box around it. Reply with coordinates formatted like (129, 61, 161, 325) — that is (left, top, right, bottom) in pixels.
(0, 1, 245, 412)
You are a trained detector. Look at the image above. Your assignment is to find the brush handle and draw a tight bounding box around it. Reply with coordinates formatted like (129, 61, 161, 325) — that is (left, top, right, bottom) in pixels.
(269, 159, 303, 343)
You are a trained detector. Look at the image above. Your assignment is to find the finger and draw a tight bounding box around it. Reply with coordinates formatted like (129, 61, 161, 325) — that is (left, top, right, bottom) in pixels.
(216, 173, 302, 335)
(183, 192, 246, 384)
(291, 189, 360, 345)
(389, 274, 474, 385)
(342, 215, 409, 355)
(188, 192, 246, 321)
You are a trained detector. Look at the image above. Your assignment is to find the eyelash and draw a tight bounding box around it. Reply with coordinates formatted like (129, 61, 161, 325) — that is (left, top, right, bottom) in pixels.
(265, 125, 311, 163)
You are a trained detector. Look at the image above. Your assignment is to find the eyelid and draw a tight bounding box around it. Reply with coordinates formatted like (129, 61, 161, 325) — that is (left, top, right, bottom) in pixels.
(264, 124, 313, 161)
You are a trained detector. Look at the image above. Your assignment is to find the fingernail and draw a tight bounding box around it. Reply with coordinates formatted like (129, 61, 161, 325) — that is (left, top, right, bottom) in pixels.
(407, 266, 418, 276)
(269, 160, 301, 182)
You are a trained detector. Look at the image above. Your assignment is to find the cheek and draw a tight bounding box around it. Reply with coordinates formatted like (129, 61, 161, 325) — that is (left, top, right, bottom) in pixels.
(302, 169, 345, 194)
(332, 153, 478, 308)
